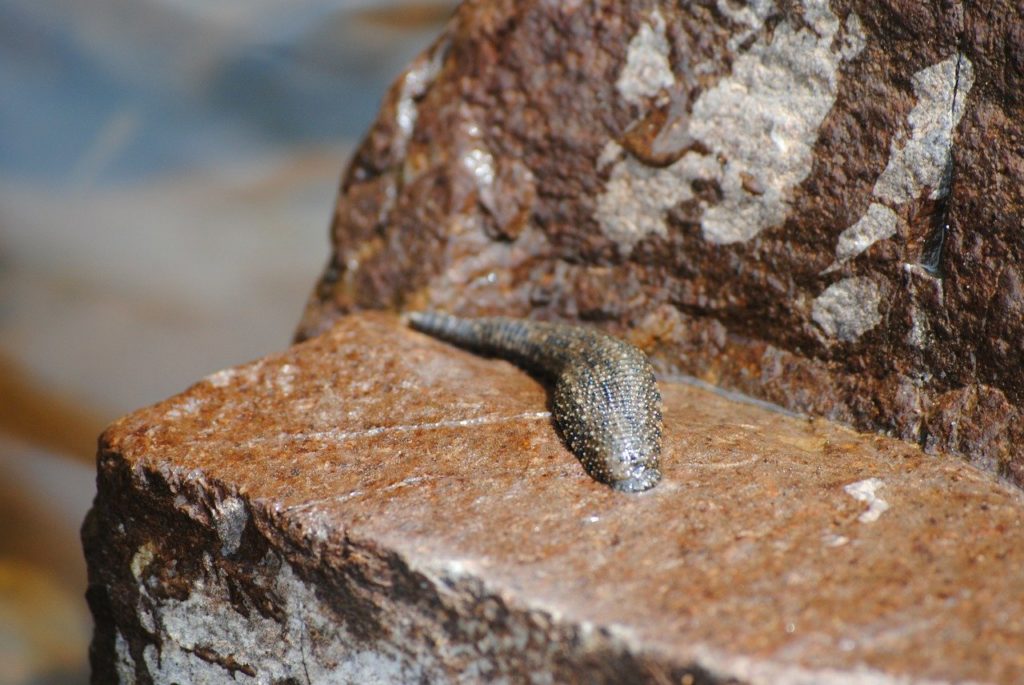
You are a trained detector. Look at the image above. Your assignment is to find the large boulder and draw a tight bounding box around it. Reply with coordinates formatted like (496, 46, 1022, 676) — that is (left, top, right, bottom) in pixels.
(298, 0, 1024, 483)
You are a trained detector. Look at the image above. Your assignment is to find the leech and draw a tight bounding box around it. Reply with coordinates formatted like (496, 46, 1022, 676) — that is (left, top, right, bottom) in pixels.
(407, 312, 663, 492)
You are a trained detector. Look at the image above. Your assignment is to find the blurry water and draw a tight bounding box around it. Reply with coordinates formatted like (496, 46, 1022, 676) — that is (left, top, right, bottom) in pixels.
(0, 0, 450, 182)
(0, 2, 452, 682)
(0, 0, 453, 416)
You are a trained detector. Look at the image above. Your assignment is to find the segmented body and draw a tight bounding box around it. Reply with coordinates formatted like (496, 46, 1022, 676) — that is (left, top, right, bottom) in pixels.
(407, 312, 663, 492)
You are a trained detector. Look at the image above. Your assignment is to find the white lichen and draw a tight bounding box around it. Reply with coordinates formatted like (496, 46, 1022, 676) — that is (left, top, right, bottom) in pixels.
(204, 368, 237, 389)
(838, 12, 867, 61)
(693, 1, 848, 244)
(715, 0, 776, 52)
(597, 1, 865, 252)
(824, 203, 900, 272)
(462, 142, 496, 189)
(594, 150, 719, 251)
(906, 298, 932, 349)
(811, 277, 883, 342)
(873, 53, 975, 204)
(819, 52, 973, 337)
(843, 477, 890, 523)
(213, 496, 248, 556)
(130, 541, 156, 580)
(395, 38, 450, 155)
(114, 631, 137, 683)
(616, 9, 674, 106)
(595, 140, 623, 171)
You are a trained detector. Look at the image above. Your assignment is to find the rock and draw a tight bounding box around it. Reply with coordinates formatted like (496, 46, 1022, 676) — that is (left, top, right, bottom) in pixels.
(297, 0, 1024, 484)
(84, 313, 1024, 683)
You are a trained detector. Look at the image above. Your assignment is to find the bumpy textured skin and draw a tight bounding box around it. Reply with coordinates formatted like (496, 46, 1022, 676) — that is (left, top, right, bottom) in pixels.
(408, 312, 663, 492)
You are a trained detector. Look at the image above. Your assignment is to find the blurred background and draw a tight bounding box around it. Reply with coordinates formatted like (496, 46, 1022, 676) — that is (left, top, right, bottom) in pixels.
(0, 1, 452, 681)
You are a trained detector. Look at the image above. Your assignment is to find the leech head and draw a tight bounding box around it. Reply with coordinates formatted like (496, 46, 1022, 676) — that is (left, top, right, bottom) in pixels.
(553, 360, 663, 493)
(598, 426, 663, 492)
(610, 459, 662, 493)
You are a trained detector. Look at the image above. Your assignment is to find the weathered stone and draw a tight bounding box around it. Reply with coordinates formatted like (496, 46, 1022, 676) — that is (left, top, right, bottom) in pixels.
(85, 313, 1024, 683)
(297, 0, 1024, 483)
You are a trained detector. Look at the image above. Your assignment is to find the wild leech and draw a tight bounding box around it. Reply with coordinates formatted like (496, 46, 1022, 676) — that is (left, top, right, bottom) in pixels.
(407, 312, 663, 492)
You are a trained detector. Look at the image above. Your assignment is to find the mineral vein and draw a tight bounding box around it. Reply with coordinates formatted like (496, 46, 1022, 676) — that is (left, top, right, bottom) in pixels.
(407, 312, 663, 492)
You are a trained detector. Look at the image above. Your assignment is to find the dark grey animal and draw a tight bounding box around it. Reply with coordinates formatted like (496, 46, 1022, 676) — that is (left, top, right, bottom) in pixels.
(407, 312, 663, 492)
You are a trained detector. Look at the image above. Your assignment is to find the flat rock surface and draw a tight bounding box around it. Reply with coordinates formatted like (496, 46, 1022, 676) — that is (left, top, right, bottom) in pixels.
(87, 313, 1024, 683)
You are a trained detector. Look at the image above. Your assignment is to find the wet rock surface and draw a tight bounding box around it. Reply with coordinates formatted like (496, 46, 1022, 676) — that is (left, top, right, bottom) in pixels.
(84, 314, 1024, 683)
(298, 0, 1024, 484)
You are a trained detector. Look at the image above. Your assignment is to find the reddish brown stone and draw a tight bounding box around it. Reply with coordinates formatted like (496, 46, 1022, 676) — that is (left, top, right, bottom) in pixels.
(84, 313, 1024, 683)
(298, 0, 1024, 483)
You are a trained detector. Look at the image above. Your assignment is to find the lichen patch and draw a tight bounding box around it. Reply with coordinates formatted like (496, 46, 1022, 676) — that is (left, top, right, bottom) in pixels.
(812, 277, 883, 342)
(873, 53, 975, 205)
(597, 2, 864, 252)
(693, 2, 851, 244)
(824, 203, 900, 272)
(616, 9, 673, 107)
(594, 147, 719, 252)
(843, 477, 890, 523)
(394, 38, 450, 157)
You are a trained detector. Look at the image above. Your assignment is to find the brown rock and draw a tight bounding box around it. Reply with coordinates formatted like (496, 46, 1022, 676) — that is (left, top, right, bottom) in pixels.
(84, 313, 1024, 683)
(298, 0, 1024, 483)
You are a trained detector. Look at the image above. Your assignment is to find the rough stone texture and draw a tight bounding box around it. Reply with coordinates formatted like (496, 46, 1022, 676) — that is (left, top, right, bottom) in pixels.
(297, 0, 1024, 485)
(85, 313, 1024, 684)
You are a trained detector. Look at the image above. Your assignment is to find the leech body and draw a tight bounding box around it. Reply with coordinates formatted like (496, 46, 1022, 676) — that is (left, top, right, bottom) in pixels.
(407, 312, 663, 492)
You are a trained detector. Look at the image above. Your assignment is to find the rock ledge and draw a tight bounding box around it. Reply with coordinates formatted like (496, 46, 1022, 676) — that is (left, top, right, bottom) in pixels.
(84, 314, 1024, 683)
